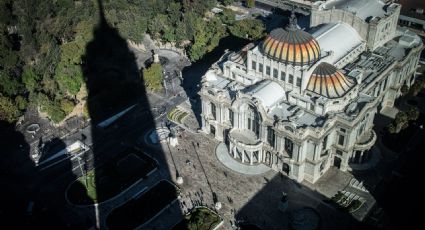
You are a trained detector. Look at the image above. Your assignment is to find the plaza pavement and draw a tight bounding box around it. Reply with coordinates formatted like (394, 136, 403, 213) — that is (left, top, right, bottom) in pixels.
(155, 130, 357, 230)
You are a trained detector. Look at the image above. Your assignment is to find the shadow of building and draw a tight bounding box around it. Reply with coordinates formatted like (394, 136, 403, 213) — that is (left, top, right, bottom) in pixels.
(351, 113, 425, 230)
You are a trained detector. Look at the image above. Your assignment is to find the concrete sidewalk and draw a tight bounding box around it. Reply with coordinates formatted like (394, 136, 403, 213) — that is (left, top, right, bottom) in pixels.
(215, 142, 270, 175)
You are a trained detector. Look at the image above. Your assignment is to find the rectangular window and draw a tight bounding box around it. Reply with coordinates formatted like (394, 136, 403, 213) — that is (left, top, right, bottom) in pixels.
(252, 61, 256, 71)
(340, 128, 346, 133)
(267, 126, 275, 147)
(259, 63, 263, 73)
(232, 72, 235, 79)
(266, 66, 270, 76)
(289, 74, 294, 84)
(310, 103, 314, 111)
(281, 71, 286, 81)
(211, 103, 216, 120)
(284, 137, 293, 156)
(296, 77, 301, 87)
(383, 78, 388, 90)
(229, 109, 234, 126)
(338, 135, 345, 146)
(273, 68, 278, 78)
(336, 150, 343, 156)
(322, 135, 328, 150)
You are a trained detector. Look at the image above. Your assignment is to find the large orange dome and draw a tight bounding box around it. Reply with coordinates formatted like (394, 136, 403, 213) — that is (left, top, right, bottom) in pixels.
(261, 12, 320, 66)
(261, 28, 321, 66)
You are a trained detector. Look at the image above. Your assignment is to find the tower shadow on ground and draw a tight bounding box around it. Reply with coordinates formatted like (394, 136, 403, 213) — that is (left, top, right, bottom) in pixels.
(81, 0, 181, 229)
(0, 122, 80, 228)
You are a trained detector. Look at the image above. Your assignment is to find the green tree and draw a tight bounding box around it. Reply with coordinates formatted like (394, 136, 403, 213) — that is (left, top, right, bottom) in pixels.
(188, 17, 227, 61)
(60, 98, 75, 115)
(174, 20, 188, 44)
(22, 67, 40, 92)
(56, 73, 83, 97)
(0, 71, 22, 96)
(0, 95, 20, 122)
(229, 18, 265, 40)
(148, 14, 169, 39)
(117, 14, 147, 42)
(36, 93, 66, 123)
(167, 2, 182, 22)
(388, 107, 420, 133)
(15, 95, 27, 111)
(406, 107, 419, 121)
(219, 9, 236, 25)
(246, 0, 255, 8)
(221, 0, 234, 6)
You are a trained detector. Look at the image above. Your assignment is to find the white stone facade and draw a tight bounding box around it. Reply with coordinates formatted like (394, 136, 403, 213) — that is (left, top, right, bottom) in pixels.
(199, 0, 423, 184)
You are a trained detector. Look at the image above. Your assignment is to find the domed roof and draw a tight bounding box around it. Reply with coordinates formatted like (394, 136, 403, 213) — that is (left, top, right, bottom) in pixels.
(260, 13, 320, 66)
(229, 43, 254, 65)
(307, 62, 355, 98)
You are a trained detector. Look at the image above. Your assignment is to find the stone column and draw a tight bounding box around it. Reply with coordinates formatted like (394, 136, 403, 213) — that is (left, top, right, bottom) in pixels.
(242, 149, 245, 163)
(250, 151, 253, 165)
(360, 150, 365, 164)
(259, 150, 263, 163)
(233, 146, 237, 159)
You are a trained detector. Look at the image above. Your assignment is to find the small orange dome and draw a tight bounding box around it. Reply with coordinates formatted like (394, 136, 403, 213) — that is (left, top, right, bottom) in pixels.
(307, 62, 355, 98)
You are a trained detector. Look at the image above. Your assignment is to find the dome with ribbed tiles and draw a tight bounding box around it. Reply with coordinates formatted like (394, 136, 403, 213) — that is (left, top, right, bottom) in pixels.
(307, 62, 356, 98)
(229, 43, 254, 65)
(260, 12, 321, 66)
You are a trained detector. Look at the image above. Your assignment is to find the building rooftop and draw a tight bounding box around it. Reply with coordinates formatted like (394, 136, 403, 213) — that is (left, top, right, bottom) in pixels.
(311, 22, 363, 65)
(322, 0, 388, 21)
(245, 80, 286, 108)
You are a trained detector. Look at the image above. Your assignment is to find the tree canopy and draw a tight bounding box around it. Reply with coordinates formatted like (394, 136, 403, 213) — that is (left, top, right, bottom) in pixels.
(0, 0, 265, 123)
(229, 18, 265, 40)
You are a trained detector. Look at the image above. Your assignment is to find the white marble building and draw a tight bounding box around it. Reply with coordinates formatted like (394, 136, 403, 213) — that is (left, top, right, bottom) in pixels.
(199, 0, 423, 184)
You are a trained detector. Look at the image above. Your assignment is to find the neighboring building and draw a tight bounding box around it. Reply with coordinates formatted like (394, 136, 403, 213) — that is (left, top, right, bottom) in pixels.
(199, 0, 423, 184)
(255, 0, 323, 15)
(397, 0, 425, 36)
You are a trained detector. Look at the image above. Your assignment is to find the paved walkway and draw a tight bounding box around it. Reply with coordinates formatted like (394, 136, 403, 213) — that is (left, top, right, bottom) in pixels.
(215, 142, 270, 175)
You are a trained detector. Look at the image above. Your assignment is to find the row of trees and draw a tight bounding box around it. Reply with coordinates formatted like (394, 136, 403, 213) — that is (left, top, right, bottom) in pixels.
(0, 0, 265, 124)
(388, 107, 419, 134)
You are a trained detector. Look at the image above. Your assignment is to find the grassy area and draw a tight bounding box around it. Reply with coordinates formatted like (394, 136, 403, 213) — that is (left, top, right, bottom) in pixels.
(67, 149, 157, 205)
(174, 207, 221, 230)
(143, 63, 163, 92)
(77, 170, 97, 202)
(167, 107, 189, 124)
(331, 191, 364, 213)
